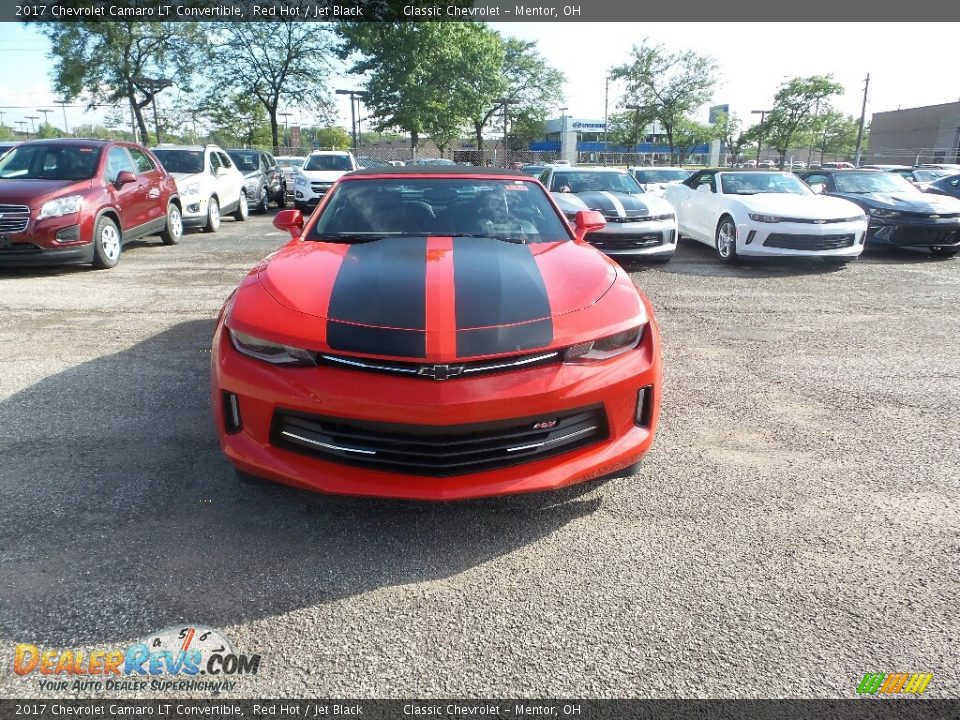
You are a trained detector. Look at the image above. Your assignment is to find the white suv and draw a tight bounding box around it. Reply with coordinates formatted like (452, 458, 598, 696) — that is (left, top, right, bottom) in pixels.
(151, 144, 248, 232)
(294, 150, 358, 212)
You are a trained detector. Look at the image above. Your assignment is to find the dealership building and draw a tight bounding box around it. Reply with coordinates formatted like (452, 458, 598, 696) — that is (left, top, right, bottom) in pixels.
(866, 101, 960, 165)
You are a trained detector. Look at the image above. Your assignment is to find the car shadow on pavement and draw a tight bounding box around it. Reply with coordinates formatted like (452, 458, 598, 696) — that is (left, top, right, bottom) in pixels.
(0, 319, 607, 647)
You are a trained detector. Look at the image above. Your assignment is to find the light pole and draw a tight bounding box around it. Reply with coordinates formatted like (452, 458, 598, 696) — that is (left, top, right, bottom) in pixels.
(493, 97, 516, 167)
(37, 109, 53, 130)
(279, 112, 293, 149)
(751, 109, 773, 166)
(16, 120, 27, 136)
(56, 99, 69, 133)
(336, 89, 368, 153)
(26, 115, 39, 135)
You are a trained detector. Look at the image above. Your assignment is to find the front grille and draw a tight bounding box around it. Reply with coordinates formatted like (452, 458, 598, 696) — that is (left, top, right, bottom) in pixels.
(0, 242, 42, 256)
(879, 228, 960, 246)
(311, 183, 333, 194)
(0, 204, 30, 233)
(318, 350, 561, 380)
(585, 231, 664, 249)
(777, 216, 852, 224)
(271, 406, 608, 476)
(764, 233, 856, 251)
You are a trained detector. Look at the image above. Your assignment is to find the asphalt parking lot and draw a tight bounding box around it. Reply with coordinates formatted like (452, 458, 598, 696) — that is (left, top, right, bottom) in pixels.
(1, 213, 958, 699)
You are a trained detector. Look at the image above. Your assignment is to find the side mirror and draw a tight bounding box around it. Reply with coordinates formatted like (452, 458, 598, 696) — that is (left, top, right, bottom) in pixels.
(696, 183, 712, 194)
(217, 167, 229, 177)
(809, 183, 825, 195)
(115, 170, 137, 187)
(273, 209, 304, 239)
(573, 210, 605, 242)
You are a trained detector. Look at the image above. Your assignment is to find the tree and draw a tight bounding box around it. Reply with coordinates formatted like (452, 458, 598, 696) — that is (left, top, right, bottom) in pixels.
(302, 126, 352, 150)
(811, 111, 860, 163)
(339, 23, 500, 152)
(35, 123, 66, 139)
(203, 92, 272, 148)
(209, 21, 338, 153)
(764, 75, 844, 169)
(468, 36, 564, 152)
(671, 117, 715, 165)
(610, 39, 718, 164)
(714, 112, 754, 163)
(41, 22, 202, 145)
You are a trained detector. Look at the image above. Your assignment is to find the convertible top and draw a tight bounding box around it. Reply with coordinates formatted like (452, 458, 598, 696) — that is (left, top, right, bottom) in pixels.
(347, 166, 526, 177)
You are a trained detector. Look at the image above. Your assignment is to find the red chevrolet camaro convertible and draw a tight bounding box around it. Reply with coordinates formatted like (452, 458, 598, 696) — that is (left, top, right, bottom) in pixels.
(211, 166, 662, 500)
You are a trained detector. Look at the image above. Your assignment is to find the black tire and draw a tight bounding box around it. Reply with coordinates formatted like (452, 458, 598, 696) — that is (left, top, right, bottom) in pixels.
(715, 216, 739, 264)
(930, 247, 957, 259)
(276, 185, 287, 208)
(232, 192, 249, 221)
(255, 187, 269, 214)
(823, 257, 852, 267)
(159, 203, 183, 245)
(204, 197, 220, 233)
(91, 215, 122, 270)
(294, 200, 308, 213)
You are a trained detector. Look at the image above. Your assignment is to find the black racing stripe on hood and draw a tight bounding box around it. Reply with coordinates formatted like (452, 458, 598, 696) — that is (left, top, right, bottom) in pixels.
(327, 236, 427, 330)
(327, 322, 425, 359)
(457, 320, 554, 359)
(576, 191, 651, 215)
(453, 236, 552, 330)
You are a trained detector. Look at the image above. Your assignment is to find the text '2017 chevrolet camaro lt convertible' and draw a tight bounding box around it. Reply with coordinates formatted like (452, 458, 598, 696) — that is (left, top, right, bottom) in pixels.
(211, 167, 662, 500)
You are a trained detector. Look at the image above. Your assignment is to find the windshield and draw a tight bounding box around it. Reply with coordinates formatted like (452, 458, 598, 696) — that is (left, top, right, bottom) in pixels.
(634, 169, 690, 184)
(304, 154, 353, 171)
(152, 149, 204, 174)
(0, 144, 102, 180)
(834, 172, 919, 194)
(552, 171, 644, 194)
(227, 151, 260, 172)
(911, 168, 951, 182)
(277, 158, 303, 169)
(308, 178, 570, 244)
(720, 172, 810, 195)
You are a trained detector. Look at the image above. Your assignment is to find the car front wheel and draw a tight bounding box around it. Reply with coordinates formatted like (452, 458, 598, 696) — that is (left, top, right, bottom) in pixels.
(930, 246, 957, 259)
(91, 216, 122, 269)
(715, 216, 739, 264)
(204, 197, 220, 233)
(255, 187, 269, 214)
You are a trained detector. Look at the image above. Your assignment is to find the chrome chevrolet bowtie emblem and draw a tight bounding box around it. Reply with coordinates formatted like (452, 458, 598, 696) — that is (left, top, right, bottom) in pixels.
(814, 219, 826, 224)
(417, 364, 465, 380)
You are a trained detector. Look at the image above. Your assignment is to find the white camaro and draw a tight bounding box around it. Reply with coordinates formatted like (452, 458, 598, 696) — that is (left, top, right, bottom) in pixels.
(664, 169, 868, 265)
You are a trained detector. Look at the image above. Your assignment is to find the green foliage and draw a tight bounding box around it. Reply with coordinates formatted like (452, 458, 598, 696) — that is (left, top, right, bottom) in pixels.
(672, 117, 716, 163)
(764, 75, 844, 168)
(203, 92, 272, 148)
(0, 125, 13, 141)
(35, 123, 66, 139)
(606, 108, 657, 148)
(208, 21, 339, 152)
(40, 21, 203, 144)
(811, 111, 861, 162)
(304, 126, 352, 150)
(714, 112, 754, 161)
(610, 39, 718, 162)
(70, 123, 132, 141)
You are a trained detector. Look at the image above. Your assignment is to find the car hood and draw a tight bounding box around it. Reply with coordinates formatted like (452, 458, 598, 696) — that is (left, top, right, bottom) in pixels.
(298, 169, 348, 182)
(832, 191, 960, 214)
(552, 190, 672, 218)
(255, 236, 618, 360)
(171, 172, 205, 187)
(0, 178, 89, 206)
(735, 193, 862, 218)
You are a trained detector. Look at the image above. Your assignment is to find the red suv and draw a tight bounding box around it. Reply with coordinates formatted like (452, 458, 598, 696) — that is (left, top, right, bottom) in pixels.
(0, 139, 181, 269)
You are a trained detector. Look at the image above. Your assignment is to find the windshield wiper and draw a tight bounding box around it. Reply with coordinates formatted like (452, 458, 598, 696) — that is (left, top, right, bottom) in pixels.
(310, 233, 385, 243)
(447, 233, 527, 244)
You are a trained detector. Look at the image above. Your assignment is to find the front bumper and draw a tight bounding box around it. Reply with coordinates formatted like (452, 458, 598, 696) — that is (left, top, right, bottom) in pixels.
(0, 214, 95, 266)
(294, 181, 334, 207)
(735, 219, 867, 257)
(583, 218, 677, 258)
(210, 321, 662, 500)
(865, 216, 960, 248)
(179, 196, 209, 227)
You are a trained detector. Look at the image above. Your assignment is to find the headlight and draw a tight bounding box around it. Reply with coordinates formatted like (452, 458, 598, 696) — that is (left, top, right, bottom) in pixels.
(38, 194, 83, 219)
(869, 208, 901, 218)
(649, 212, 675, 221)
(563, 326, 644, 363)
(748, 213, 783, 223)
(229, 329, 316, 367)
(181, 182, 200, 197)
(295, 176, 308, 187)
(846, 214, 867, 223)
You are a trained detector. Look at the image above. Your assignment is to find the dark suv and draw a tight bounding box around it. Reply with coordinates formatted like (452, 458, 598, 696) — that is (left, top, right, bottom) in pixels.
(227, 149, 286, 213)
(0, 139, 181, 269)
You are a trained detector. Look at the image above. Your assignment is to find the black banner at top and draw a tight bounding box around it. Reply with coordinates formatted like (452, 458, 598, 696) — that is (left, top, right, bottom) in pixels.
(8, 0, 960, 22)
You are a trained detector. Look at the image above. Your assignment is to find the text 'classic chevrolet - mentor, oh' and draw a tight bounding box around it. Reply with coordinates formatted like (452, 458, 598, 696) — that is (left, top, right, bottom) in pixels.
(664, 169, 868, 266)
(211, 167, 662, 500)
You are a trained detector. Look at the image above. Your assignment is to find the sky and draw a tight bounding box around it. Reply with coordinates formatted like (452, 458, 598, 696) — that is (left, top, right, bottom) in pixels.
(1, 21, 957, 136)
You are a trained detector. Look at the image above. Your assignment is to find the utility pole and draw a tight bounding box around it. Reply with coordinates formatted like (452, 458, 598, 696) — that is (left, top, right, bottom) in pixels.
(336, 89, 368, 153)
(26, 115, 39, 135)
(56, 99, 69, 133)
(37, 109, 53, 130)
(853, 73, 870, 167)
(603, 74, 609, 165)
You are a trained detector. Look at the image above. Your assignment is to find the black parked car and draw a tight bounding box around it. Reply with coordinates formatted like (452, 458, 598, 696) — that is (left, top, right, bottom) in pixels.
(798, 169, 960, 258)
(925, 173, 960, 200)
(226, 149, 286, 213)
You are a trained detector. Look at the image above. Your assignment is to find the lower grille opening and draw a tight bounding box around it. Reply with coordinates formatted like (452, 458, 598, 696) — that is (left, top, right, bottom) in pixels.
(764, 233, 855, 251)
(635, 386, 654, 427)
(585, 232, 666, 249)
(271, 406, 608, 477)
(222, 392, 243, 434)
